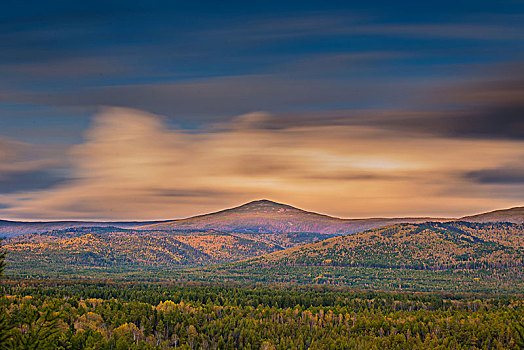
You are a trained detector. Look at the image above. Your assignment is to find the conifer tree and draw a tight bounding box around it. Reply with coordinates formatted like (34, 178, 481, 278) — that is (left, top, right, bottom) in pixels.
(0, 240, 13, 349)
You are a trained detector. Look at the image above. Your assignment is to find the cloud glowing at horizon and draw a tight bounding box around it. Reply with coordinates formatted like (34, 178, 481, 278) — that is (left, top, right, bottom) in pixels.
(0, 107, 522, 221)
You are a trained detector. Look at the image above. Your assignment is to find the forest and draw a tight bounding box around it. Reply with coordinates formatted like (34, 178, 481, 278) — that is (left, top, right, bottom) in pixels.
(1, 221, 524, 349)
(1, 278, 524, 349)
(1, 241, 524, 349)
(3, 222, 523, 291)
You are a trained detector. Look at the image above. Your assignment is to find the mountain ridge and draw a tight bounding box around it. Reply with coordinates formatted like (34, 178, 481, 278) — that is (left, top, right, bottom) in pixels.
(1, 199, 523, 237)
(459, 206, 524, 223)
(0, 219, 169, 237)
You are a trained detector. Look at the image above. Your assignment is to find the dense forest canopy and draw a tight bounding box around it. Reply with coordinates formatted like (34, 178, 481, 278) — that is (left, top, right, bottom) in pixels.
(0, 280, 523, 349)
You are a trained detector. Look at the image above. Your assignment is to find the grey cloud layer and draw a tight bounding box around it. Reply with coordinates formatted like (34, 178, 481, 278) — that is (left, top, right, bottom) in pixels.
(4, 56, 523, 140)
(0, 137, 69, 197)
(466, 167, 524, 184)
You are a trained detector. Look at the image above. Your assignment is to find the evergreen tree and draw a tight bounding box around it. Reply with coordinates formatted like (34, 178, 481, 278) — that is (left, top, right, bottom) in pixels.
(512, 309, 524, 350)
(0, 240, 14, 349)
(0, 243, 4, 277)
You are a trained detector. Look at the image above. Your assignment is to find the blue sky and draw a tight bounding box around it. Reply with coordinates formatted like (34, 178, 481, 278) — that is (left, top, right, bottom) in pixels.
(0, 0, 523, 219)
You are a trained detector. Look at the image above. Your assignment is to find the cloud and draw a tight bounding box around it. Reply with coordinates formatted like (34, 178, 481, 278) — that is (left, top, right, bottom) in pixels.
(209, 13, 524, 43)
(0, 169, 66, 194)
(4, 9, 522, 121)
(3, 74, 401, 117)
(251, 62, 524, 141)
(0, 55, 134, 81)
(0, 137, 67, 173)
(358, 106, 524, 141)
(0, 107, 523, 220)
(1, 3, 523, 220)
(0, 137, 68, 195)
(5, 57, 523, 143)
(346, 23, 524, 41)
(409, 65, 524, 140)
(465, 167, 524, 184)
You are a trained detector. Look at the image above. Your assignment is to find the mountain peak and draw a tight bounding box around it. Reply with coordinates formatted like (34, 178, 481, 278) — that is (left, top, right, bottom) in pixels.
(244, 199, 284, 206)
(236, 199, 297, 212)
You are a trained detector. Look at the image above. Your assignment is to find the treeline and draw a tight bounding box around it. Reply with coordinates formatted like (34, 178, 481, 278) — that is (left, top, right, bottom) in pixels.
(1, 280, 523, 349)
(274, 258, 524, 270)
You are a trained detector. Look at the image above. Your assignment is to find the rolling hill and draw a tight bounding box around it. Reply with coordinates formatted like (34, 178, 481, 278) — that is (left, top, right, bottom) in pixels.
(250, 221, 524, 269)
(2, 226, 334, 276)
(460, 206, 524, 223)
(173, 221, 524, 293)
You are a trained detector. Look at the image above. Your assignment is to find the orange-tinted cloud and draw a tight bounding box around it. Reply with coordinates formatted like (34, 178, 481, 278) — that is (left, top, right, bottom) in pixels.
(0, 107, 522, 220)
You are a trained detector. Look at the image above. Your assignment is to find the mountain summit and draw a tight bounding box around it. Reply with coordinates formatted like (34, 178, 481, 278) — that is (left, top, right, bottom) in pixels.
(216, 199, 331, 218)
(228, 199, 308, 214)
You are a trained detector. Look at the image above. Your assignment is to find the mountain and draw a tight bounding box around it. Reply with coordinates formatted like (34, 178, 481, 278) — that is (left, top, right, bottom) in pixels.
(0, 200, 433, 237)
(3, 228, 278, 273)
(3, 200, 522, 238)
(138, 199, 442, 235)
(460, 206, 524, 223)
(249, 221, 524, 269)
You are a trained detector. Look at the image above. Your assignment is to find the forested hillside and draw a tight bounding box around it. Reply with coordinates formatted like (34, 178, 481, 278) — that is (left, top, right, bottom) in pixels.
(165, 222, 524, 294)
(2, 210, 523, 294)
(2, 227, 332, 277)
(255, 222, 524, 269)
(2, 222, 524, 294)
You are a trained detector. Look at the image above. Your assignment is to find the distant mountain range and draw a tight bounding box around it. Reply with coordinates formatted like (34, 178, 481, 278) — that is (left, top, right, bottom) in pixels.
(1, 200, 523, 290)
(2, 200, 522, 238)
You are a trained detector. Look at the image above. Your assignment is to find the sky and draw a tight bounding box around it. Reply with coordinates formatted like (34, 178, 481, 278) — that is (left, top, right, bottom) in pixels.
(0, 0, 523, 220)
